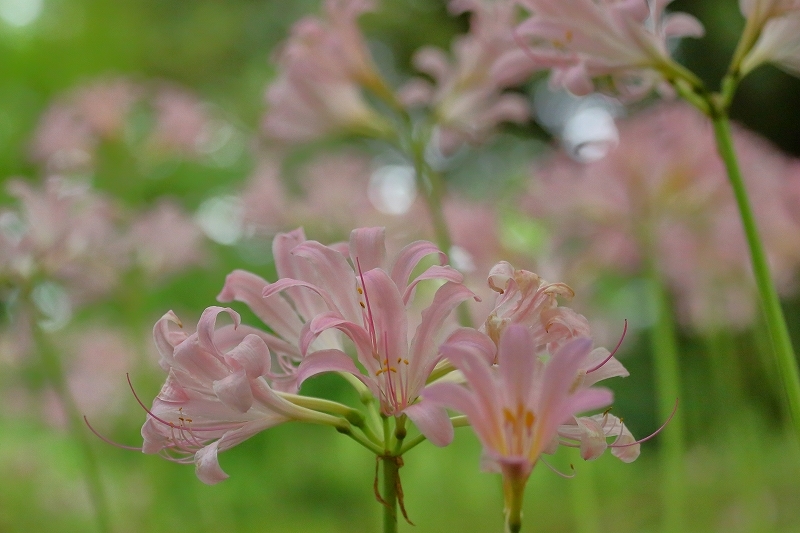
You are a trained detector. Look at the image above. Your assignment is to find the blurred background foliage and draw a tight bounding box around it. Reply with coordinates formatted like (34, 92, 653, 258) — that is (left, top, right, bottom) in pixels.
(1, 0, 799, 532)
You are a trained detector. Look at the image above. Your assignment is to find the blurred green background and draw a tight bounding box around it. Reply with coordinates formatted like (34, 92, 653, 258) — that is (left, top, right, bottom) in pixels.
(1, 1, 800, 532)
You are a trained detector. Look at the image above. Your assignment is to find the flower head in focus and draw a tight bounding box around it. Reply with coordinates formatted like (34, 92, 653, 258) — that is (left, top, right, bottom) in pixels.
(143, 307, 336, 484)
(263, 227, 477, 446)
(515, 0, 704, 100)
(423, 324, 634, 531)
(262, 0, 393, 142)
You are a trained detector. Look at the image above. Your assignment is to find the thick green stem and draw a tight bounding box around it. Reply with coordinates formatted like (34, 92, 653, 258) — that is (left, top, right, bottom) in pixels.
(647, 272, 686, 533)
(382, 455, 400, 533)
(35, 327, 112, 533)
(710, 113, 800, 436)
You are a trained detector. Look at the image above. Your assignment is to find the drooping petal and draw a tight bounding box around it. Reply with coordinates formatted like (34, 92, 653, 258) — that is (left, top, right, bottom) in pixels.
(404, 400, 454, 447)
(195, 441, 229, 485)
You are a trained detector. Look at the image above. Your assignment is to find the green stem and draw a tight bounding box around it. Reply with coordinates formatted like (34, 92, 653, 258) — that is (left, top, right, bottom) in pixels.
(570, 458, 600, 533)
(710, 112, 800, 436)
(382, 454, 400, 533)
(647, 272, 686, 533)
(34, 327, 112, 533)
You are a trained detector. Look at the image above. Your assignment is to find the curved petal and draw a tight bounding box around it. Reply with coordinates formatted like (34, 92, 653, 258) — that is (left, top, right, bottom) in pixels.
(497, 325, 536, 407)
(195, 441, 229, 485)
(213, 369, 254, 413)
(218, 270, 304, 341)
(349, 227, 387, 273)
(295, 349, 363, 387)
(291, 241, 361, 324)
(224, 334, 272, 378)
(408, 282, 477, 394)
(389, 240, 447, 292)
(404, 400, 454, 447)
(302, 312, 375, 371)
(442, 327, 496, 364)
(402, 264, 464, 305)
(153, 310, 185, 367)
(197, 306, 241, 357)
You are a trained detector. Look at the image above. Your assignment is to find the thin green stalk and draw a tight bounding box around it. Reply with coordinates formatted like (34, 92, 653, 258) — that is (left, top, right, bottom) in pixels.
(710, 113, 800, 436)
(647, 273, 686, 533)
(408, 135, 473, 327)
(35, 327, 112, 533)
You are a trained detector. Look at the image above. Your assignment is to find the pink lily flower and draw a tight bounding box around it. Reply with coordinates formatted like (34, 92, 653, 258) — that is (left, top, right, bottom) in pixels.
(142, 306, 338, 484)
(217, 227, 343, 393)
(482, 261, 589, 353)
(515, 0, 704, 99)
(262, 0, 393, 142)
(262, 227, 477, 446)
(422, 324, 625, 531)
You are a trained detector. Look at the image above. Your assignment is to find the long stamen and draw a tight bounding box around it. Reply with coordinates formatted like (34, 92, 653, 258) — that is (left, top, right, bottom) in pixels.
(83, 416, 143, 451)
(587, 319, 628, 373)
(356, 258, 379, 352)
(612, 398, 679, 448)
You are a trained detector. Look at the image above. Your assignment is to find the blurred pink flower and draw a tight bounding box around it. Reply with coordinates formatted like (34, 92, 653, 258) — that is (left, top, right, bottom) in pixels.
(148, 85, 215, 155)
(1, 177, 125, 302)
(72, 78, 143, 139)
(143, 306, 331, 484)
(263, 227, 477, 445)
(262, 0, 393, 142)
(400, 0, 534, 153)
(127, 200, 206, 278)
(423, 325, 631, 528)
(515, 0, 704, 99)
(522, 103, 800, 331)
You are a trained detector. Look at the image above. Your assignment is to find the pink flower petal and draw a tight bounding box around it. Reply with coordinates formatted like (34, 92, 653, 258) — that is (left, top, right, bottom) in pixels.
(403, 400, 454, 447)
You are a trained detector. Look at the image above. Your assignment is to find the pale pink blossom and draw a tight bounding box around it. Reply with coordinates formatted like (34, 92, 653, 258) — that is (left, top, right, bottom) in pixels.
(148, 86, 214, 155)
(522, 103, 800, 331)
(482, 261, 588, 351)
(262, 0, 392, 142)
(423, 325, 633, 529)
(1, 177, 124, 302)
(515, 0, 704, 99)
(262, 227, 477, 445)
(400, 0, 534, 152)
(143, 306, 334, 484)
(740, 0, 800, 28)
(740, 13, 800, 75)
(127, 200, 206, 278)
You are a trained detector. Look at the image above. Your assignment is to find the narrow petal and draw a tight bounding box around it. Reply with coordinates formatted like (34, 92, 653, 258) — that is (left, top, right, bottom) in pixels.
(197, 306, 241, 357)
(349, 227, 387, 272)
(218, 270, 305, 341)
(389, 240, 447, 292)
(223, 334, 272, 378)
(291, 241, 362, 323)
(497, 325, 536, 407)
(402, 264, 464, 305)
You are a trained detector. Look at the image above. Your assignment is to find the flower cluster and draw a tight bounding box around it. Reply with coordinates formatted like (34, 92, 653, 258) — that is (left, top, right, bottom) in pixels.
(140, 226, 640, 529)
(515, 0, 704, 100)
